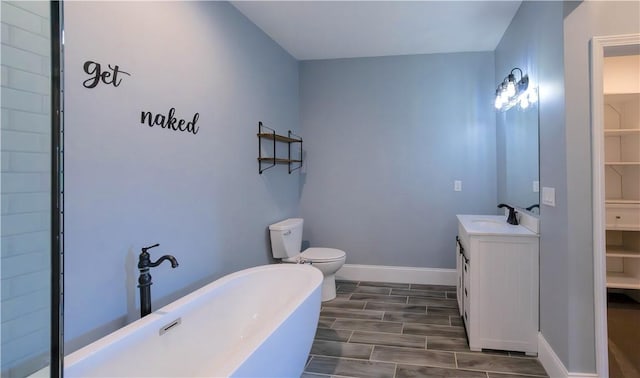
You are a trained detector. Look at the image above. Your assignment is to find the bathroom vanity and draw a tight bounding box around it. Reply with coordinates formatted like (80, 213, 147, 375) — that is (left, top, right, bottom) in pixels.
(456, 214, 539, 355)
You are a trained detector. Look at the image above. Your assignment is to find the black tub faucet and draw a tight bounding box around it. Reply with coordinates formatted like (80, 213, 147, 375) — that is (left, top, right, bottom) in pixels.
(497, 204, 519, 225)
(138, 243, 179, 318)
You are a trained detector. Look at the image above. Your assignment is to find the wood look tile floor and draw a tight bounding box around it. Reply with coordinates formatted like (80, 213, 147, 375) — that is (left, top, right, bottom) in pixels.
(302, 280, 548, 378)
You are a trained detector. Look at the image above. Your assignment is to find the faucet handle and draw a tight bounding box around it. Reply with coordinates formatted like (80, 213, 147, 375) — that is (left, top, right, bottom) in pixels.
(142, 243, 160, 253)
(497, 203, 514, 211)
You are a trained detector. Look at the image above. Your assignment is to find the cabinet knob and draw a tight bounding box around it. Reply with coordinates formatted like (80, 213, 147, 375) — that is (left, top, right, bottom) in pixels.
(616, 216, 621, 219)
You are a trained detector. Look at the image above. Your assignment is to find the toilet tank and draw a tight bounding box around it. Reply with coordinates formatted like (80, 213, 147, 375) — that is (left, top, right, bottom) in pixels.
(269, 218, 303, 258)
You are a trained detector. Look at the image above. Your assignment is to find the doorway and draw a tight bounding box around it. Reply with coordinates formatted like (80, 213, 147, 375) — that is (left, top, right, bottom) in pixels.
(591, 34, 640, 378)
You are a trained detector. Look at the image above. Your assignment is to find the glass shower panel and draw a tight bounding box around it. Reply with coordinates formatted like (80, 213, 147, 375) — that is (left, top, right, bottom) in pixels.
(1, 1, 53, 376)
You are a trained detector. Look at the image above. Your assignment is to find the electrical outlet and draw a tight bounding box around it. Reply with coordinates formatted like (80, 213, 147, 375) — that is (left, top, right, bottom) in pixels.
(454, 180, 462, 192)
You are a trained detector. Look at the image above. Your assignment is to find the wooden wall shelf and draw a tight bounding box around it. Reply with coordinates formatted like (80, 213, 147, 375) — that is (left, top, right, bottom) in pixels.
(257, 122, 303, 174)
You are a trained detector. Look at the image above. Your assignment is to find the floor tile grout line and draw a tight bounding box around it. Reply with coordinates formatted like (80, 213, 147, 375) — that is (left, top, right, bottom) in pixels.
(338, 327, 430, 339)
(330, 315, 403, 325)
(446, 365, 549, 377)
(346, 330, 354, 343)
(307, 353, 398, 366)
(304, 355, 314, 370)
(454, 350, 544, 361)
(368, 358, 458, 371)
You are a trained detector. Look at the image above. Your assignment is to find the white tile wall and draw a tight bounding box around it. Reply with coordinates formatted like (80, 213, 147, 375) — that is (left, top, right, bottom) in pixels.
(1, 0, 52, 375)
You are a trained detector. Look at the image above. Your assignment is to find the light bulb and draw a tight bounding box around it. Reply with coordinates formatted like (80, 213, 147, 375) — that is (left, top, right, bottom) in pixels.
(520, 96, 529, 109)
(506, 81, 516, 97)
(528, 89, 538, 104)
(500, 87, 509, 102)
(495, 95, 502, 109)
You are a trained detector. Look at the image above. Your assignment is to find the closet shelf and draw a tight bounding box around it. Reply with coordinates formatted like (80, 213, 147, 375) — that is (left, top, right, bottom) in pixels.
(604, 128, 640, 136)
(606, 247, 640, 258)
(605, 162, 640, 166)
(606, 199, 640, 204)
(607, 272, 640, 289)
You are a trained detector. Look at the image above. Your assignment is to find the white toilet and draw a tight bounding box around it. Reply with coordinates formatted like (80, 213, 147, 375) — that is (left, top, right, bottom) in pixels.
(269, 218, 346, 301)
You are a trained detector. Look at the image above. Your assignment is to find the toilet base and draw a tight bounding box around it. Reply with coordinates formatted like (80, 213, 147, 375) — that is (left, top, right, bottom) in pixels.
(321, 274, 337, 301)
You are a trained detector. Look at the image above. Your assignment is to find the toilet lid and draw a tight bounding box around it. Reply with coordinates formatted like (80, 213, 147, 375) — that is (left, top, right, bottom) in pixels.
(300, 248, 346, 262)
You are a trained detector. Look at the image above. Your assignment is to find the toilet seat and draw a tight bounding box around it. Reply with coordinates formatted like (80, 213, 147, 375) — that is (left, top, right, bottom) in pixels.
(301, 248, 345, 262)
(283, 248, 345, 263)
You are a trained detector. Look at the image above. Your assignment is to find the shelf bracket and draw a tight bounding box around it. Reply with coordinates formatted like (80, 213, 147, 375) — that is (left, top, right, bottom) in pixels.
(288, 130, 303, 174)
(606, 164, 624, 177)
(258, 122, 276, 174)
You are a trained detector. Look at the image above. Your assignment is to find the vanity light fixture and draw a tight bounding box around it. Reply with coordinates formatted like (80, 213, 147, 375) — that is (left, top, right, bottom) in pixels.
(494, 67, 537, 111)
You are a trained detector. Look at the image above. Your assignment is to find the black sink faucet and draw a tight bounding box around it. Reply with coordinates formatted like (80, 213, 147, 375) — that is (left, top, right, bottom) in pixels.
(138, 243, 179, 318)
(497, 204, 519, 225)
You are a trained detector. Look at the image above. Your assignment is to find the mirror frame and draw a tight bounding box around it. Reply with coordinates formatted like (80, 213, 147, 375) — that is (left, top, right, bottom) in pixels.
(51, 1, 64, 377)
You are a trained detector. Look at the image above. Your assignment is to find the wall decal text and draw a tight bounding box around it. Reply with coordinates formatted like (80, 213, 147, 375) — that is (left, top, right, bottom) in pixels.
(141, 108, 200, 135)
(83, 60, 131, 88)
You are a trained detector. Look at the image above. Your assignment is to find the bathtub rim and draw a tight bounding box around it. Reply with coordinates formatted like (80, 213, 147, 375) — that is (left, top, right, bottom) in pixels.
(64, 263, 323, 375)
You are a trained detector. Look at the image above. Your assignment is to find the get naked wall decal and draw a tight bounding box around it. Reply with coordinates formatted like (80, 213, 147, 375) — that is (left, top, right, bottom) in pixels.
(82, 59, 201, 136)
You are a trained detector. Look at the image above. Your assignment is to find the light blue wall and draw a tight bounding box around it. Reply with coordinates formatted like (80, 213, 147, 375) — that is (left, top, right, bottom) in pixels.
(499, 1, 640, 373)
(299, 53, 496, 268)
(495, 0, 571, 369)
(563, 1, 640, 373)
(63, 1, 300, 351)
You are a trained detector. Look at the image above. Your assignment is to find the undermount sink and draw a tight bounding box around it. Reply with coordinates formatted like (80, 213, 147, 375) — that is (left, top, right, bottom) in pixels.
(471, 219, 505, 226)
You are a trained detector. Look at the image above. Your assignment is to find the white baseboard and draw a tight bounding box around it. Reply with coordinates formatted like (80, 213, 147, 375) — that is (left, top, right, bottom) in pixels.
(538, 333, 599, 378)
(336, 264, 456, 286)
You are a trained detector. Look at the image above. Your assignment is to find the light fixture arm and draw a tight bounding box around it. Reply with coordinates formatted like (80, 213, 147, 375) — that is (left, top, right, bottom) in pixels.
(510, 67, 524, 81)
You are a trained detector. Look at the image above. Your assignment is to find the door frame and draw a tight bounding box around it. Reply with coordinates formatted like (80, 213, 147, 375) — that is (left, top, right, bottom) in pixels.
(590, 33, 640, 378)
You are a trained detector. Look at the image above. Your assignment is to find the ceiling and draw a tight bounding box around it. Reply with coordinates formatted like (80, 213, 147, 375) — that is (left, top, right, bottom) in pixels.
(231, 1, 523, 61)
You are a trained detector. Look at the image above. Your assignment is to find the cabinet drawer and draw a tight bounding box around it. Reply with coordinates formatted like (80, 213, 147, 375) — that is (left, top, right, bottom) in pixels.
(606, 203, 640, 230)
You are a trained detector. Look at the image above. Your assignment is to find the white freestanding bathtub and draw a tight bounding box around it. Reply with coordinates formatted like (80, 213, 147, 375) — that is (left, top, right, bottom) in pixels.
(65, 264, 323, 377)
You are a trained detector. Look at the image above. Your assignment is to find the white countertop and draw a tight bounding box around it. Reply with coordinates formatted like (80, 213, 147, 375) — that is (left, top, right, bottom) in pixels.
(457, 214, 538, 237)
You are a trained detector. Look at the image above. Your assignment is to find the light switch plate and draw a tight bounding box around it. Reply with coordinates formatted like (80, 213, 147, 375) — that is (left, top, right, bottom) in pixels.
(542, 187, 555, 207)
(454, 180, 462, 192)
(533, 181, 540, 193)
